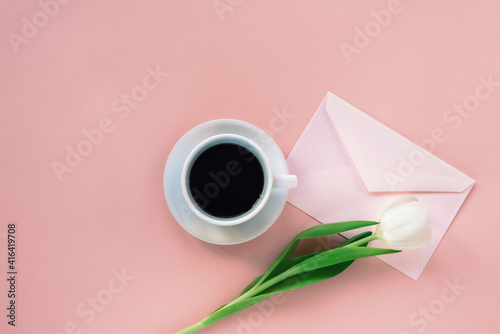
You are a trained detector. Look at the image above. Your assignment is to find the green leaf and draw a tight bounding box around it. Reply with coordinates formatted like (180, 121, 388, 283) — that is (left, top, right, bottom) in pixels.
(235, 230, 374, 300)
(199, 230, 399, 333)
(202, 292, 278, 327)
(284, 247, 400, 279)
(270, 231, 374, 276)
(294, 221, 377, 240)
(177, 223, 404, 334)
(244, 246, 399, 298)
(339, 231, 373, 247)
(253, 221, 378, 289)
(247, 232, 375, 296)
(259, 259, 354, 295)
(237, 275, 263, 297)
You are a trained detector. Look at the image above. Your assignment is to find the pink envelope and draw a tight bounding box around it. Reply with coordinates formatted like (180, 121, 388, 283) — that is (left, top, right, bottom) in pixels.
(286, 92, 474, 280)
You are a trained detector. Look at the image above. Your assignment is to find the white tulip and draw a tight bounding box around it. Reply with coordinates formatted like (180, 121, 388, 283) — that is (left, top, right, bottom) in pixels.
(375, 197, 433, 250)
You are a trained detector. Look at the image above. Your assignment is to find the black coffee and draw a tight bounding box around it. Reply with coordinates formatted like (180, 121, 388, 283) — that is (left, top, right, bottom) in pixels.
(188, 143, 265, 218)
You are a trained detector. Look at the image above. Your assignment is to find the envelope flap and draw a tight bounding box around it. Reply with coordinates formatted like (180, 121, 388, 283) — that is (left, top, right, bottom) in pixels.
(325, 92, 475, 192)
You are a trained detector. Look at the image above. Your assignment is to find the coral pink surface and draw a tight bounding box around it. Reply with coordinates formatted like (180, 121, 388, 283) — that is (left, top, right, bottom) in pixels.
(1, 1, 499, 334)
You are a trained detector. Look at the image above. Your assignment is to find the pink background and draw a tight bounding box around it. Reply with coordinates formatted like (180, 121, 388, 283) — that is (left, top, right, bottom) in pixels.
(1, 1, 499, 334)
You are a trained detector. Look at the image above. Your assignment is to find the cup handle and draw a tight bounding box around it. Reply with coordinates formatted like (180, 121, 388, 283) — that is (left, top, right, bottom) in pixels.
(273, 174, 297, 188)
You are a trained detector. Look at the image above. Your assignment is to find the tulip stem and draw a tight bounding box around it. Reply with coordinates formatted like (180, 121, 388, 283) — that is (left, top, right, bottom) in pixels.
(344, 234, 378, 248)
(175, 319, 207, 334)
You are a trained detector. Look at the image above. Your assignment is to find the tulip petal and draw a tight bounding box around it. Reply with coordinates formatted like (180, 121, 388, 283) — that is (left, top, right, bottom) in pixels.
(379, 196, 418, 217)
(376, 199, 432, 250)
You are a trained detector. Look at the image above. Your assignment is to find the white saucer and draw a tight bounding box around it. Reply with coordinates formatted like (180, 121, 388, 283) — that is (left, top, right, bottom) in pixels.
(163, 119, 291, 245)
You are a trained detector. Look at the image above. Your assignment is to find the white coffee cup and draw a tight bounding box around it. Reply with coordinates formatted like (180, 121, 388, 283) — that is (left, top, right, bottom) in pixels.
(180, 134, 297, 227)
